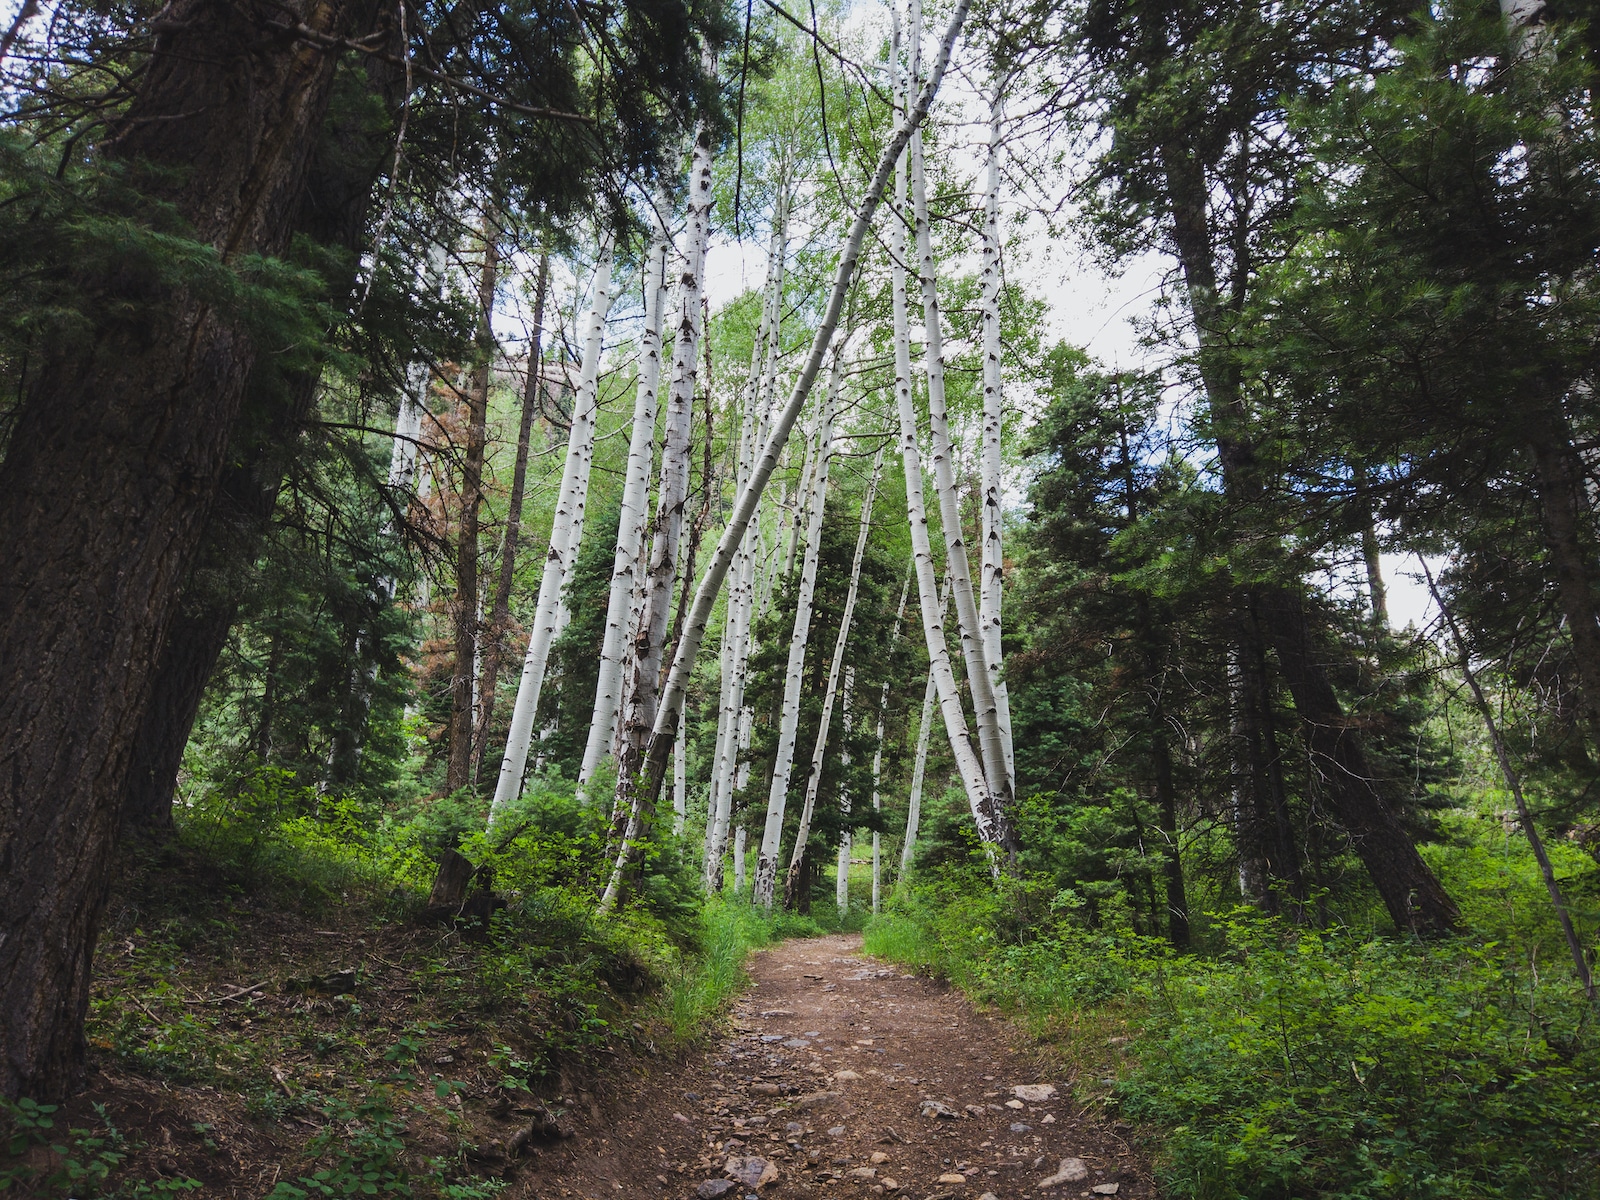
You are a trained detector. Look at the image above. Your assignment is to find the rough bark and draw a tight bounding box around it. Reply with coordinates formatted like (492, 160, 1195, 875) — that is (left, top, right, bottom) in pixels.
(0, 0, 380, 1100)
(471, 250, 551, 782)
(447, 220, 501, 791)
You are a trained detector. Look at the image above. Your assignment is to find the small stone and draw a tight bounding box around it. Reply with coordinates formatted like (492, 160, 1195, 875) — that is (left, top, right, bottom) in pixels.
(964, 1105, 987, 1118)
(1042, 1114, 1056, 1124)
(1010, 1123, 1031, 1133)
(696, 1180, 737, 1199)
(880, 1180, 899, 1192)
(784, 1039, 812, 1049)
(674, 1113, 691, 1123)
(1004, 1100, 1025, 1110)
(920, 1100, 960, 1119)
(1011, 1084, 1057, 1103)
(724, 1156, 780, 1189)
(751, 1083, 782, 1096)
(834, 1070, 862, 1082)
(1090, 1187, 1120, 1196)
(656, 1174, 668, 1185)
(784, 1122, 804, 1135)
(937, 1173, 968, 1185)
(849, 1167, 877, 1179)
(761, 1034, 786, 1043)
(760, 1009, 797, 1017)
(1037, 1158, 1089, 1189)
(827, 1126, 847, 1138)
(979, 1194, 1001, 1200)
(870, 1152, 890, 1164)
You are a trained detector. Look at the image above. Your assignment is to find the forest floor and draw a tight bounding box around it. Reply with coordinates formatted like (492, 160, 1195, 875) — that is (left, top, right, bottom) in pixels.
(534, 933, 1155, 1200)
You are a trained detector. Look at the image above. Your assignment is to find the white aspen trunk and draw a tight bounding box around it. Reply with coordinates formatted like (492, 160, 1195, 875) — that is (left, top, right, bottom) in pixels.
(834, 669, 856, 915)
(734, 826, 748, 893)
(597, 0, 973, 909)
(978, 70, 1014, 794)
(909, 36, 1010, 817)
(703, 621, 736, 886)
(899, 569, 950, 880)
(488, 235, 616, 827)
(619, 49, 716, 800)
(672, 703, 688, 835)
(782, 449, 884, 909)
(752, 364, 846, 908)
(871, 574, 912, 911)
(577, 217, 670, 796)
(889, 8, 1002, 853)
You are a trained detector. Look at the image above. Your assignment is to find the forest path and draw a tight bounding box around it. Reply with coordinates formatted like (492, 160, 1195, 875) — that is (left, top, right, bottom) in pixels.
(526, 933, 1154, 1200)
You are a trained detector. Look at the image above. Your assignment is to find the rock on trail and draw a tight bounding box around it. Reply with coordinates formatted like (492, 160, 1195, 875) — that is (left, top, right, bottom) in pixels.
(512, 932, 1153, 1199)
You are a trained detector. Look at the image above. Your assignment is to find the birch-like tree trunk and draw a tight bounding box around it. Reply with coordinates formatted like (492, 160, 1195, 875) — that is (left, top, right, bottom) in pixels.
(471, 250, 551, 781)
(833, 670, 856, 915)
(619, 63, 717, 801)
(897, 573, 951, 880)
(891, 8, 1009, 855)
(909, 37, 1011, 818)
(488, 235, 616, 827)
(598, 0, 974, 906)
(872, 573, 912, 910)
(672, 705, 688, 835)
(578, 217, 671, 797)
(782, 450, 883, 910)
(751, 362, 846, 908)
(977, 71, 1014, 793)
(734, 826, 748, 893)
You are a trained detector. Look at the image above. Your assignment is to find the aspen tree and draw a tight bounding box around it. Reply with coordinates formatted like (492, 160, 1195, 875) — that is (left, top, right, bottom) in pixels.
(872, 573, 912, 910)
(832, 669, 856, 915)
(751, 359, 845, 908)
(977, 69, 1014, 792)
(489, 236, 616, 827)
(783, 449, 884, 910)
(901, 571, 951, 878)
(908, 0, 1010, 815)
(578, 214, 671, 797)
(599, 0, 975, 900)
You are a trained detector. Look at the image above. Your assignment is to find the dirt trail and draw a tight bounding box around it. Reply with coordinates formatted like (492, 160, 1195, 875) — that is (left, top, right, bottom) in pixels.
(529, 933, 1154, 1200)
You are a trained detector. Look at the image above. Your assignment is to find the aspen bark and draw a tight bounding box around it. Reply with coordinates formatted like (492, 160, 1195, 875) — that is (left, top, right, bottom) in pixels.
(578, 218, 670, 796)
(734, 826, 748, 893)
(833, 670, 857, 915)
(784, 452, 884, 910)
(900, 573, 949, 879)
(672, 704, 688, 835)
(489, 236, 616, 826)
(599, 0, 975, 905)
(872, 574, 912, 910)
(909, 62, 1010, 815)
(977, 71, 1014, 792)
(752, 367, 845, 908)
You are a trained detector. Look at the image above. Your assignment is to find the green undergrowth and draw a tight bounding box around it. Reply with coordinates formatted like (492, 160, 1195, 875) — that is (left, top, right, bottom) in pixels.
(867, 829, 1600, 1200)
(3, 771, 806, 1198)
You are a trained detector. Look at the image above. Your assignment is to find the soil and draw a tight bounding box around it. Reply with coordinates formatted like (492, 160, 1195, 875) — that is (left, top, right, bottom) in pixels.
(532, 933, 1156, 1200)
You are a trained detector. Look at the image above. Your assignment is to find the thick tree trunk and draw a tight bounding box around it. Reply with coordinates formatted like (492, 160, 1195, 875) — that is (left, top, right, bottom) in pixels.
(447, 220, 501, 792)
(900, 574, 949, 879)
(0, 0, 379, 1101)
(471, 250, 551, 782)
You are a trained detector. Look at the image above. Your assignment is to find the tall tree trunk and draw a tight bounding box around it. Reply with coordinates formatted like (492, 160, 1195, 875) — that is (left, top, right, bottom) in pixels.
(908, 0, 1011, 818)
(488, 236, 615, 826)
(119, 42, 401, 833)
(750, 394, 845, 908)
(599, 0, 974, 900)
(0, 0, 381, 1101)
(977, 67, 1014, 794)
(617, 61, 717, 808)
(900, 572, 949, 879)
(833, 671, 857, 915)
(781, 451, 882, 910)
(1159, 137, 1457, 935)
(872, 575, 911, 911)
(1354, 464, 1388, 628)
(447, 218, 500, 792)
(471, 249, 551, 781)
(579, 218, 670, 795)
